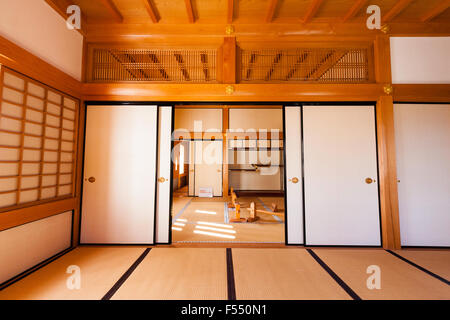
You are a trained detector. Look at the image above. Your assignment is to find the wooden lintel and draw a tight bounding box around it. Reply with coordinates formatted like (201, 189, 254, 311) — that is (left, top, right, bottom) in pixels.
(0, 198, 77, 232)
(82, 83, 386, 102)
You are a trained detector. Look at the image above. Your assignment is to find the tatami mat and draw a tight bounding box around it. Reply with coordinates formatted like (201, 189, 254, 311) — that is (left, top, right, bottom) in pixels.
(172, 219, 284, 243)
(111, 248, 228, 300)
(312, 248, 450, 300)
(392, 249, 450, 281)
(171, 197, 285, 243)
(232, 248, 351, 300)
(0, 247, 146, 300)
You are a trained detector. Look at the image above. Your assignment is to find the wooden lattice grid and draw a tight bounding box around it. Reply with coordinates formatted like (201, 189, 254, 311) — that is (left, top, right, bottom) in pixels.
(91, 48, 218, 82)
(240, 47, 371, 83)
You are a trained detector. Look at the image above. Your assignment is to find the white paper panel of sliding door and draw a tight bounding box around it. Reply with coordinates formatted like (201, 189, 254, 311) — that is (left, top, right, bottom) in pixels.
(188, 141, 195, 196)
(284, 106, 304, 244)
(81, 105, 158, 244)
(394, 104, 450, 246)
(194, 140, 223, 197)
(303, 105, 381, 246)
(155, 106, 173, 244)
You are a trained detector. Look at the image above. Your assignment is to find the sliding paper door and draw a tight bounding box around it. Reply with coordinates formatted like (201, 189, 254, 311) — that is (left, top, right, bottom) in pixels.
(303, 105, 381, 246)
(284, 106, 304, 244)
(81, 105, 158, 244)
(394, 104, 450, 246)
(194, 140, 223, 197)
(155, 106, 173, 244)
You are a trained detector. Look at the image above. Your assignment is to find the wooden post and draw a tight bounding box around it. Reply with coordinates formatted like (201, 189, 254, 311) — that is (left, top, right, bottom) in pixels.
(222, 37, 237, 84)
(376, 96, 401, 249)
(223, 106, 229, 199)
(374, 35, 401, 249)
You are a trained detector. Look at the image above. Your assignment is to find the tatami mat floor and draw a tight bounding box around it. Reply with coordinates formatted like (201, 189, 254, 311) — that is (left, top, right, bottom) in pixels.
(171, 196, 285, 243)
(0, 247, 449, 300)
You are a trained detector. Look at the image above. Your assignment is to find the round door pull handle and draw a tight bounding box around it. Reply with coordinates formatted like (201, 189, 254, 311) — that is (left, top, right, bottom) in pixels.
(365, 178, 375, 184)
(158, 177, 167, 183)
(87, 177, 96, 183)
(289, 177, 299, 184)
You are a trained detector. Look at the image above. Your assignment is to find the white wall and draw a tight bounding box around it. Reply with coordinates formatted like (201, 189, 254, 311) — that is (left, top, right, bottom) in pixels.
(229, 109, 283, 131)
(0, 0, 83, 80)
(390, 37, 450, 84)
(174, 108, 222, 132)
(0, 211, 72, 284)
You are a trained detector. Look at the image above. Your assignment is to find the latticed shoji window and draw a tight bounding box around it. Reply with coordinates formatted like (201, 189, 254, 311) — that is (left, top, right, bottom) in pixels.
(0, 67, 79, 210)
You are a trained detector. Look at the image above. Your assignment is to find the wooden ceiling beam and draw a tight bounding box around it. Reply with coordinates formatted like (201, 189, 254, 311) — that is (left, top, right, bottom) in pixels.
(421, 0, 450, 22)
(99, 0, 123, 23)
(143, 0, 160, 23)
(342, 0, 367, 22)
(185, 0, 195, 23)
(302, 0, 325, 23)
(227, 0, 234, 24)
(265, 0, 279, 23)
(44, 0, 87, 35)
(382, 0, 413, 23)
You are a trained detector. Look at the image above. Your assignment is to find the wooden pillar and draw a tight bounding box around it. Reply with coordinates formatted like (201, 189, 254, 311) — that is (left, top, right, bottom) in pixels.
(374, 35, 401, 249)
(376, 96, 401, 249)
(222, 37, 237, 84)
(222, 107, 229, 199)
(72, 100, 86, 247)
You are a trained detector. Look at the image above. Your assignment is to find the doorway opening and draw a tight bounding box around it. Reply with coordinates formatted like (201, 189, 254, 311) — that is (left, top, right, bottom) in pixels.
(171, 105, 286, 243)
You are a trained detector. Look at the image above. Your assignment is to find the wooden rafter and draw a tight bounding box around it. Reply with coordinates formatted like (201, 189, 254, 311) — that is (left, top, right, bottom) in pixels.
(99, 0, 123, 23)
(44, 0, 87, 35)
(184, 0, 195, 23)
(342, 0, 367, 22)
(265, 0, 279, 23)
(227, 0, 234, 24)
(143, 0, 160, 23)
(420, 0, 450, 22)
(382, 0, 413, 23)
(302, 0, 324, 23)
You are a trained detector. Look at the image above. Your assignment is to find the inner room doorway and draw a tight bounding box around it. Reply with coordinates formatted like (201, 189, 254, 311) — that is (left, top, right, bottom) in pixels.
(171, 105, 286, 243)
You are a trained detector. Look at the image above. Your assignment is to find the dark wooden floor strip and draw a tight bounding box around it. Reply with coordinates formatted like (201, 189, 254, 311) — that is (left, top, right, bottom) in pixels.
(102, 248, 151, 300)
(386, 250, 450, 285)
(306, 249, 362, 300)
(226, 248, 236, 300)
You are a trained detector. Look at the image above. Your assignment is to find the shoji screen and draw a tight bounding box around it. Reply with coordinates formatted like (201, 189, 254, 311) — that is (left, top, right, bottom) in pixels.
(0, 67, 79, 209)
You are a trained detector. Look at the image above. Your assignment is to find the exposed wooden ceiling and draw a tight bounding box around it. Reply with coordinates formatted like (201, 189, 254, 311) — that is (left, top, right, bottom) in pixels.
(45, 0, 450, 39)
